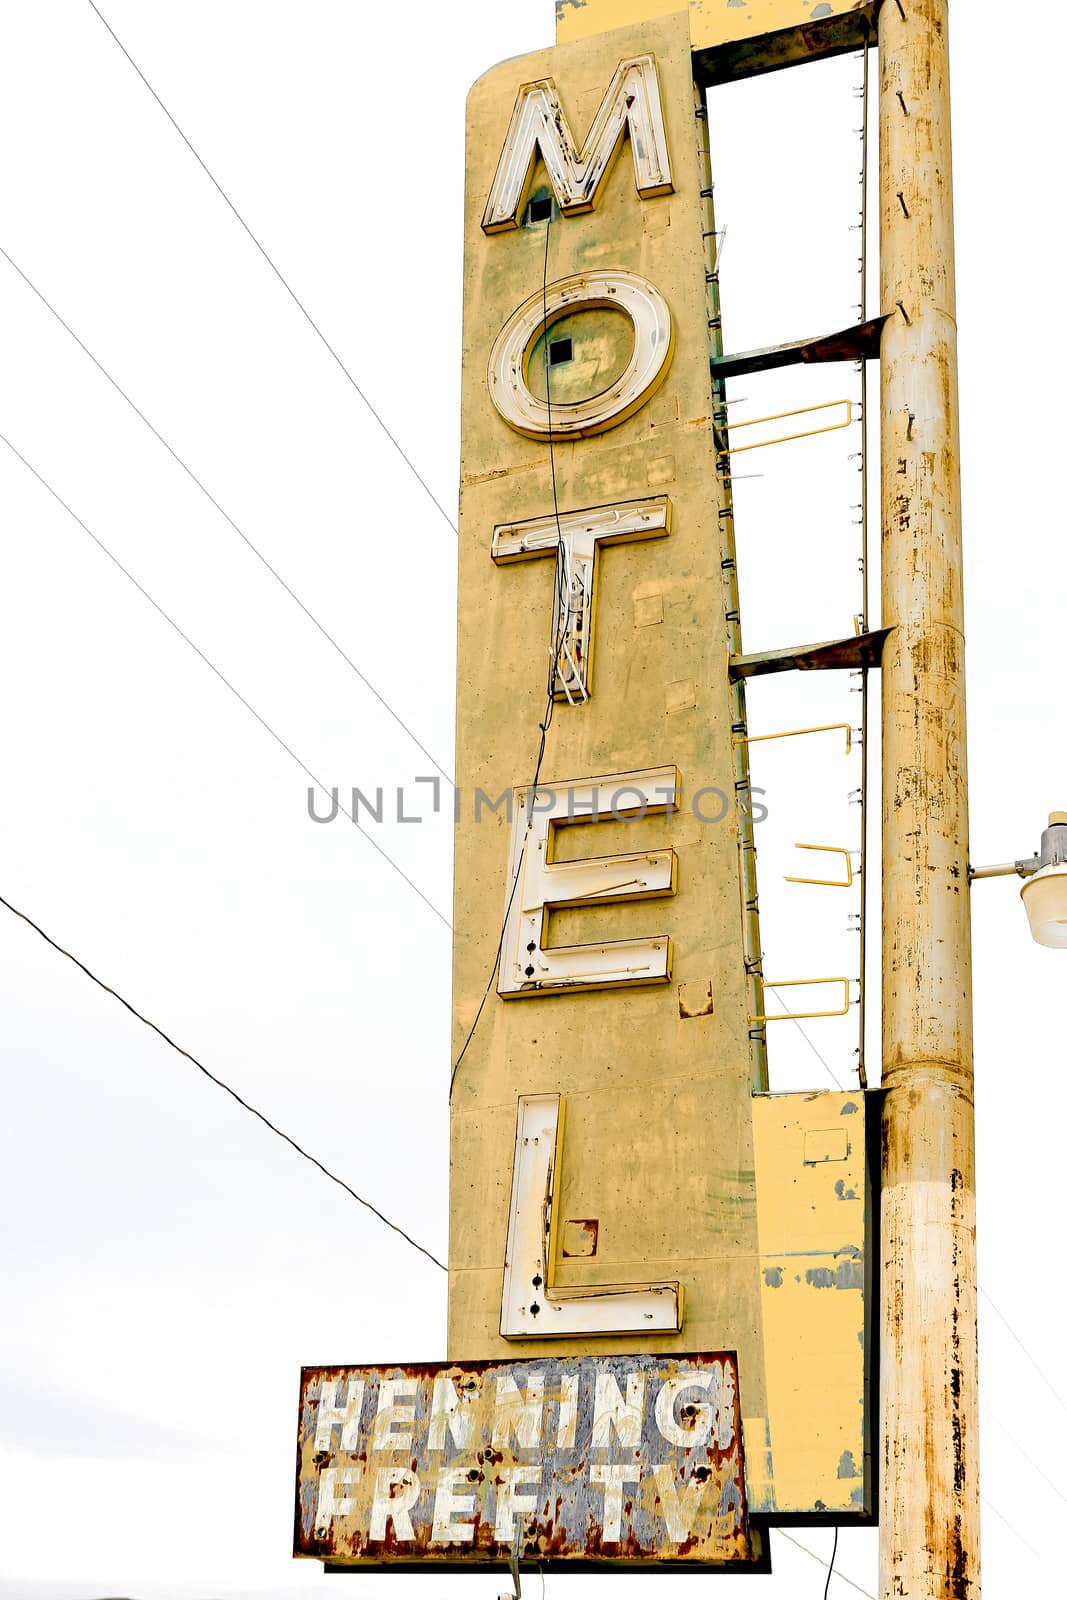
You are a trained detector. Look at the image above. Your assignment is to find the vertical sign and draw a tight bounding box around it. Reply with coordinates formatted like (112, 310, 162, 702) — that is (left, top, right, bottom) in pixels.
(449, 4, 873, 1526)
(450, 0, 770, 1468)
(296, 5, 880, 1572)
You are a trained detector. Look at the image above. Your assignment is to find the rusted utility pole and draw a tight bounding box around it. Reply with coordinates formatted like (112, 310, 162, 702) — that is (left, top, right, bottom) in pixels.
(879, 1, 980, 1595)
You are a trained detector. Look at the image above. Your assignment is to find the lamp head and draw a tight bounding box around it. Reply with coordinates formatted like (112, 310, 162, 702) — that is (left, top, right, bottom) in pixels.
(1020, 814, 1067, 948)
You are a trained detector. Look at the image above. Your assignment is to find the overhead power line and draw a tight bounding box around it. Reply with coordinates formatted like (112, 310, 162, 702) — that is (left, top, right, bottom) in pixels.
(86, 0, 457, 538)
(0, 890, 447, 1274)
(766, 985, 845, 1090)
(983, 1409, 1067, 1508)
(979, 1285, 1067, 1416)
(775, 1529, 874, 1599)
(983, 1495, 1059, 1578)
(0, 430, 451, 932)
(5, 898, 1065, 1571)
(0, 242, 452, 786)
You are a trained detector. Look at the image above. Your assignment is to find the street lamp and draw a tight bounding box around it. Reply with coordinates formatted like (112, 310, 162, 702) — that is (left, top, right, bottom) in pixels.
(970, 812, 1067, 948)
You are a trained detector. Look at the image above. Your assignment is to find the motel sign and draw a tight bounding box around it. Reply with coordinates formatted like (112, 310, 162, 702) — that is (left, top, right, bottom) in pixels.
(298, 0, 885, 1575)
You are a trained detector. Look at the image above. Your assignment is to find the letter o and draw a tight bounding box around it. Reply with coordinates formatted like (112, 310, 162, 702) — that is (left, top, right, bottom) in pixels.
(487, 271, 674, 439)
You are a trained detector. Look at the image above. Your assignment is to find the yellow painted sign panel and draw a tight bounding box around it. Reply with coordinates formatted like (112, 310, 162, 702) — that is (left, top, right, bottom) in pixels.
(555, 0, 871, 51)
(450, 7, 873, 1523)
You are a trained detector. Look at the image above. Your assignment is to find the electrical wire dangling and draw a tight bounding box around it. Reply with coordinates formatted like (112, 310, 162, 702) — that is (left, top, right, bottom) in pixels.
(823, 1525, 840, 1600)
(450, 207, 572, 1101)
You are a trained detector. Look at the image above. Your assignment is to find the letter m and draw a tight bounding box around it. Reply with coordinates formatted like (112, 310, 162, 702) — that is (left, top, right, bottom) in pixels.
(481, 55, 673, 235)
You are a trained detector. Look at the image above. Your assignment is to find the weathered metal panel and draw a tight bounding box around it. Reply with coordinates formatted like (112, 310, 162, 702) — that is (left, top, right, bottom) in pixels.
(710, 317, 888, 380)
(295, 1353, 759, 1568)
(730, 629, 890, 681)
(556, 0, 877, 83)
(752, 1091, 875, 1516)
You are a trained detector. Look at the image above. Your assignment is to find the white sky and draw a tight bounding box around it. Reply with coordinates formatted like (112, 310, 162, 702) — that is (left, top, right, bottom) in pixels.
(0, 2, 1062, 1597)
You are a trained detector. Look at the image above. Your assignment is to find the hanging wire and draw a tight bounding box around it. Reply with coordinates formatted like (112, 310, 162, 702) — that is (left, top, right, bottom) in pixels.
(824, 1525, 840, 1599)
(450, 209, 571, 1101)
(775, 1529, 874, 1599)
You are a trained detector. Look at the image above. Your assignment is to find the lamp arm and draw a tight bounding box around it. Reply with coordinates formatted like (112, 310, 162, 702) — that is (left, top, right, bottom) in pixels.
(968, 857, 1040, 882)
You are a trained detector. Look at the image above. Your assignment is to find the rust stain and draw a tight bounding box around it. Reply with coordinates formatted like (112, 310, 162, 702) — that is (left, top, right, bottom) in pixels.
(678, 979, 715, 1019)
(561, 1218, 599, 1258)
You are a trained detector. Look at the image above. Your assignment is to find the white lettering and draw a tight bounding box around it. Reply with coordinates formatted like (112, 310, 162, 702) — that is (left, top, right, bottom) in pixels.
(314, 1466, 361, 1535)
(482, 55, 673, 233)
(652, 1463, 707, 1543)
(428, 1375, 477, 1452)
(492, 498, 670, 704)
(494, 1465, 542, 1542)
(590, 1463, 641, 1542)
(654, 1368, 730, 1449)
(592, 1373, 645, 1449)
(314, 1378, 365, 1452)
(498, 767, 677, 999)
(500, 1095, 682, 1338)
(371, 1378, 417, 1452)
(492, 1372, 545, 1448)
(488, 271, 673, 441)
(431, 1466, 477, 1543)
(369, 1467, 420, 1541)
(556, 1373, 579, 1449)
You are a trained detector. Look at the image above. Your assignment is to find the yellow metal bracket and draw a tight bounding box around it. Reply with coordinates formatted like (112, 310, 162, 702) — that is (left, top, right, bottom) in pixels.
(785, 844, 854, 888)
(722, 398, 853, 455)
(752, 977, 851, 1024)
(736, 722, 853, 756)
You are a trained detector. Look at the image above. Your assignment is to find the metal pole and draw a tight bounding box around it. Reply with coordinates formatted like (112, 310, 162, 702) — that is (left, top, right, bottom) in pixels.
(878, 2, 980, 1596)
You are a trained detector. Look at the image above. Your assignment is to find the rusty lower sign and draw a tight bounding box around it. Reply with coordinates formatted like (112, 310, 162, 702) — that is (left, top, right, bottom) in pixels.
(294, 1352, 762, 1569)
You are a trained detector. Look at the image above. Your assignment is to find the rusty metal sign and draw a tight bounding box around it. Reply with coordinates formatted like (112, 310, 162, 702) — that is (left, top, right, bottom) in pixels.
(294, 1352, 759, 1569)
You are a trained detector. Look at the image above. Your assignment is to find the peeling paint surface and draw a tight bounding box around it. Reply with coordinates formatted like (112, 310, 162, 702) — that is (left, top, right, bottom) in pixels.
(452, 0, 875, 1536)
(295, 1353, 756, 1568)
(556, 0, 870, 55)
(752, 1091, 873, 1514)
(453, 0, 773, 1483)
(878, 0, 980, 1590)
